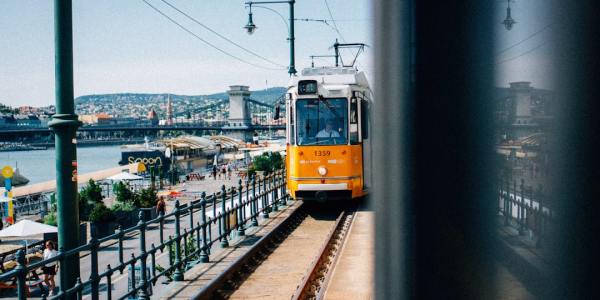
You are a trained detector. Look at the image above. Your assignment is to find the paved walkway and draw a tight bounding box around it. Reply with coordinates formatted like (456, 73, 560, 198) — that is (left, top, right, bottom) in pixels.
(323, 211, 374, 300)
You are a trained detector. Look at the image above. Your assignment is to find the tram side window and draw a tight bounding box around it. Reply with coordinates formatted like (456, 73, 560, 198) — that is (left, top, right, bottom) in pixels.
(289, 103, 295, 144)
(350, 97, 359, 144)
(296, 98, 348, 145)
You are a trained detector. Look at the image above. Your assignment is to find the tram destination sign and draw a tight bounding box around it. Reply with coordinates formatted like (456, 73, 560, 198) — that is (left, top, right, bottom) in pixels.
(298, 80, 318, 95)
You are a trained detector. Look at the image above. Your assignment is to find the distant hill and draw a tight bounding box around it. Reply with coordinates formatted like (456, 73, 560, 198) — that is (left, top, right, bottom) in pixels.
(75, 87, 286, 106)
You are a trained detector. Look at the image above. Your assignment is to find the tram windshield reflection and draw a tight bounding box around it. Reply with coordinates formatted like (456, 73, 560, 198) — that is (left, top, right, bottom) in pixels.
(296, 98, 348, 145)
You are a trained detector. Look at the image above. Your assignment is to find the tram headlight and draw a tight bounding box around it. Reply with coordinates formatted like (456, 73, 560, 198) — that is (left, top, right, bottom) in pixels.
(318, 166, 328, 176)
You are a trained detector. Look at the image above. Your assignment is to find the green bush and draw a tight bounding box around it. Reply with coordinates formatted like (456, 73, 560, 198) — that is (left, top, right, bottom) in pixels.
(156, 236, 197, 281)
(269, 152, 284, 170)
(134, 187, 157, 208)
(111, 201, 136, 212)
(252, 154, 271, 172)
(80, 179, 104, 203)
(251, 152, 284, 175)
(89, 203, 115, 223)
(247, 164, 256, 178)
(79, 179, 105, 221)
(44, 212, 57, 226)
(114, 181, 134, 203)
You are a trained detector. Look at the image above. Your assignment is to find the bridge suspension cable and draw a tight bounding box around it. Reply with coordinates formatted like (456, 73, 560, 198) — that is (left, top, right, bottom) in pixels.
(141, 0, 285, 71)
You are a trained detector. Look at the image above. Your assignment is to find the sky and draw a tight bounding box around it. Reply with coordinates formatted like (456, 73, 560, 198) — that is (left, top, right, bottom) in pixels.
(0, 1, 554, 108)
(494, 0, 555, 90)
(0, 0, 373, 107)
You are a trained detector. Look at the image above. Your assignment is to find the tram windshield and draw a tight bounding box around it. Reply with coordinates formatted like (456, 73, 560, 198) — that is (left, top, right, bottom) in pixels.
(296, 98, 348, 145)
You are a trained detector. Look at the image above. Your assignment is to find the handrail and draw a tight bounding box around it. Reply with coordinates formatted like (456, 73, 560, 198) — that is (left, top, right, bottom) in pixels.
(0, 169, 288, 299)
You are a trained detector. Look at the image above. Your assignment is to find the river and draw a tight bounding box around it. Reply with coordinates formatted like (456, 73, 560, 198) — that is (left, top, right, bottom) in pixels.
(0, 145, 126, 184)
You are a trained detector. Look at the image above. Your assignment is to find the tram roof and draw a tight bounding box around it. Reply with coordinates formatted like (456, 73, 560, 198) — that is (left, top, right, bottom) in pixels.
(290, 67, 370, 88)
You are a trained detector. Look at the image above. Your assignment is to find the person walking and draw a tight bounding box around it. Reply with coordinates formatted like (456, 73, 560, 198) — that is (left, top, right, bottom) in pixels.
(156, 196, 166, 215)
(212, 165, 217, 180)
(42, 240, 58, 295)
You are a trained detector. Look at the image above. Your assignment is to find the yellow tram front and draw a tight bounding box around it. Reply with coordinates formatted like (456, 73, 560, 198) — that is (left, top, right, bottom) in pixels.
(285, 68, 371, 201)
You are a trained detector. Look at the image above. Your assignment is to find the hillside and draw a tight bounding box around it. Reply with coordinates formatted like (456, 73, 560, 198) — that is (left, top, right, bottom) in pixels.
(75, 87, 286, 106)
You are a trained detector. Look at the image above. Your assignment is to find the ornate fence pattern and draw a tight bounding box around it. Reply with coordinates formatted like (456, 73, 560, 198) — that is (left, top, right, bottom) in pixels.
(0, 170, 288, 300)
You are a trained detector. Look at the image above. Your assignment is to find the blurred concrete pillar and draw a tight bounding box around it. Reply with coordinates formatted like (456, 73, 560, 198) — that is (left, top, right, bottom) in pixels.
(373, 0, 496, 298)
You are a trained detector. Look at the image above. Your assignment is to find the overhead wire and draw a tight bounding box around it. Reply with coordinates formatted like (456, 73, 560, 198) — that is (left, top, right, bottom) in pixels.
(323, 0, 355, 61)
(141, 0, 284, 71)
(496, 23, 553, 55)
(323, 0, 345, 42)
(495, 41, 548, 65)
(160, 0, 286, 68)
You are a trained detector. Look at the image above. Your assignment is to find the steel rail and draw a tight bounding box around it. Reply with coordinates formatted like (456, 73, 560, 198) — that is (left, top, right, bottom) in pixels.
(291, 209, 355, 300)
(191, 201, 305, 300)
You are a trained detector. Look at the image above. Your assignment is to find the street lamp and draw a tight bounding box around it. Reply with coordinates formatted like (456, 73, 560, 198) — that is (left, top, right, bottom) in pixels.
(502, 0, 516, 30)
(244, 7, 257, 34)
(244, 1, 296, 75)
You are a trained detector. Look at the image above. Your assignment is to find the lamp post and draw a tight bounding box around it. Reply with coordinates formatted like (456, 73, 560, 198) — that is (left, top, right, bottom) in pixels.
(49, 0, 82, 294)
(245, 0, 296, 75)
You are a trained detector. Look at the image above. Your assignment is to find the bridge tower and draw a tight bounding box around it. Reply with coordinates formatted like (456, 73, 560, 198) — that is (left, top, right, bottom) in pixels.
(226, 85, 252, 141)
(227, 85, 251, 127)
(166, 94, 173, 125)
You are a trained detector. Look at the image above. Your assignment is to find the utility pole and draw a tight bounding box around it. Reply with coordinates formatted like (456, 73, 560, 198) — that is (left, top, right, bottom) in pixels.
(48, 0, 81, 295)
(245, 0, 297, 75)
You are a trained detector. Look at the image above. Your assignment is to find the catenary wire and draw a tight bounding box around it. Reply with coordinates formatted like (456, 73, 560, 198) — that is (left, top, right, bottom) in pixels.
(496, 23, 552, 55)
(141, 0, 285, 71)
(161, 0, 286, 68)
(495, 41, 548, 65)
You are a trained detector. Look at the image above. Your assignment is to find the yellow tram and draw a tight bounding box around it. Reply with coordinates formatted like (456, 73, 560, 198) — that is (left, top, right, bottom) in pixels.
(284, 67, 372, 201)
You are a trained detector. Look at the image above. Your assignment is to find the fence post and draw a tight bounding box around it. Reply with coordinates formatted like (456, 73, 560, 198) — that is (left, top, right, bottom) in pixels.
(15, 250, 26, 300)
(199, 192, 209, 262)
(536, 184, 544, 248)
(272, 173, 279, 212)
(158, 210, 164, 249)
(172, 200, 184, 281)
(251, 176, 258, 227)
(188, 198, 194, 246)
(519, 179, 525, 235)
(89, 228, 100, 300)
(282, 169, 288, 203)
(220, 185, 229, 248)
(137, 211, 150, 300)
(237, 179, 245, 236)
(262, 176, 269, 218)
(503, 177, 509, 226)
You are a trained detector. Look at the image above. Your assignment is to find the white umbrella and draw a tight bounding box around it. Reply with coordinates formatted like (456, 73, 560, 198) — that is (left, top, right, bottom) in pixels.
(0, 220, 58, 254)
(0, 219, 57, 237)
(107, 172, 143, 181)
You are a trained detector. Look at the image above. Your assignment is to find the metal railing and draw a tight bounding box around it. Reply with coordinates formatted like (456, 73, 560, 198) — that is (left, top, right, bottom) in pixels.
(12, 194, 51, 217)
(498, 177, 552, 248)
(0, 170, 288, 299)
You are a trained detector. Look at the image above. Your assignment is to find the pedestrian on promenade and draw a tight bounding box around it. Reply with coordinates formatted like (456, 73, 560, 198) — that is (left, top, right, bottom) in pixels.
(156, 196, 166, 216)
(42, 240, 58, 295)
(212, 165, 217, 180)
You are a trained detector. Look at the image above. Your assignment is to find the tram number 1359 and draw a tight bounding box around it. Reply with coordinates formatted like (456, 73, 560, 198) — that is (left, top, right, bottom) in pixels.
(314, 150, 331, 156)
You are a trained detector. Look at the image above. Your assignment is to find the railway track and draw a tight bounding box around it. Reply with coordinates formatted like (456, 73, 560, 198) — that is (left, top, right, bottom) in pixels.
(191, 202, 356, 300)
(292, 209, 355, 300)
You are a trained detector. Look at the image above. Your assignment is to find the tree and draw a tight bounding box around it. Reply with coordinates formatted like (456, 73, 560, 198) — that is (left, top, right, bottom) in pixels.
(134, 187, 157, 208)
(79, 179, 104, 221)
(80, 179, 103, 203)
(114, 181, 134, 203)
(252, 152, 284, 174)
(89, 203, 115, 223)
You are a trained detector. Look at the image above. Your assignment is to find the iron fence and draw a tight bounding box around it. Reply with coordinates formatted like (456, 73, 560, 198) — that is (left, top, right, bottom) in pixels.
(0, 170, 288, 299)
(498, 177, 552, 248)
(12, 194, 51, 217)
